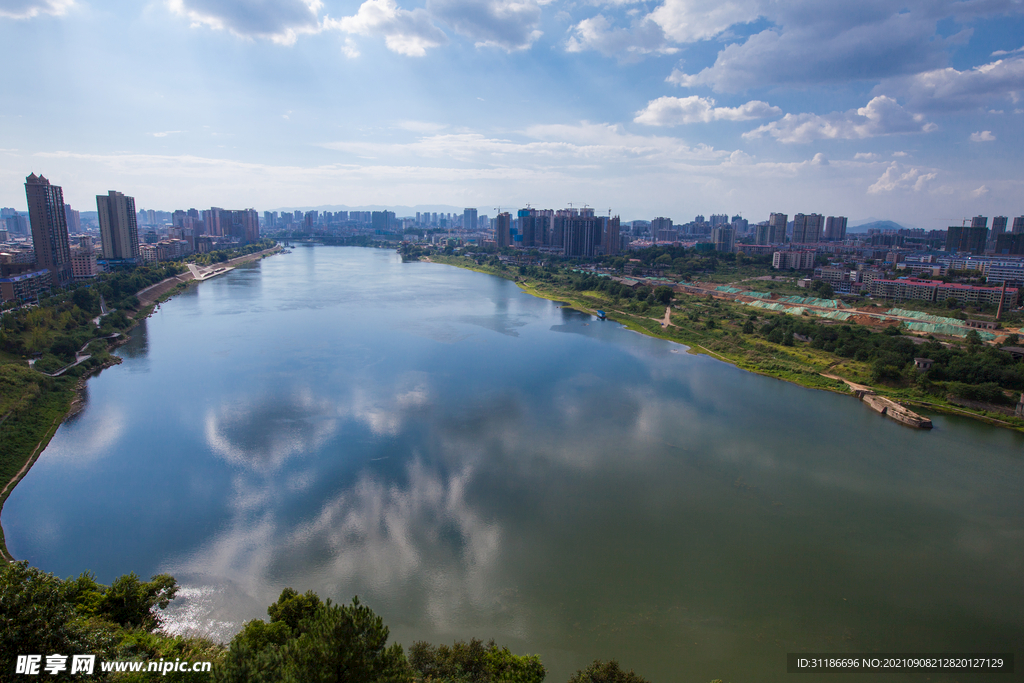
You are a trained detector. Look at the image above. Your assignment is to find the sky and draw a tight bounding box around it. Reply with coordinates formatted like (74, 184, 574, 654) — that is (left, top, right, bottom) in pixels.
(1, 0, 1023, 226)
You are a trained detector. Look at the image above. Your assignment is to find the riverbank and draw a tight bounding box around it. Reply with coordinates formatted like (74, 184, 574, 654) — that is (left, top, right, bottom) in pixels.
(425, 254, 1024, 432)
(0, 245, 283, 562)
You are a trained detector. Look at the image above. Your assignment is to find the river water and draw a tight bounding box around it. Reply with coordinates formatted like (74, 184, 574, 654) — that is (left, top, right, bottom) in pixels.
(5, 246, 1023, 682)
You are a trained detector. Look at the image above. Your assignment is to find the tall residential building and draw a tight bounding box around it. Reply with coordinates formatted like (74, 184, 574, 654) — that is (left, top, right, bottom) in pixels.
(971, 215, 988, 228)
(204, 207, 261, 243)
(1013, 216, 1024, 234)
(64, 204, 81, 233)
(712, 225, 735, 252)
(792, 213, 824, 243)
(603, 216, 620, 255)
(768, 213, 788, 243)
(97, 190, 141, 261)
(495, 212, 511, 248)
(463, 208, 478, 232)
(823, 216, 847, 241)
(989, 216, 1008, 251)
(25, 173, 73, 288)
(563, 208, 599, 258)
(946, 225, 988, 254)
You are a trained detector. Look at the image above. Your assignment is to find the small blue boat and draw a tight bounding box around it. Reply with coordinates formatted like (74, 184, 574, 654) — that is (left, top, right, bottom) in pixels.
(596, 310, 606, 320)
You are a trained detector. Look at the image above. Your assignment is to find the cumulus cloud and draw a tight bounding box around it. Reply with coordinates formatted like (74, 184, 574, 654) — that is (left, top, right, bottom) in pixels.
(428, 0, 542, 50)
(648, 0, 760, 43)
(669, 10, 951, 92)
(970, 185, 989, 197)
(325, 0, 448, 56)
(970, 130, 996, 141)
(0, 0, 72, 19)
(634, 95, 780, 125)
(743, 96, 935, 144)
(565, 14, 677, 60)
(168, 0, 324, 44)
(877, 55, 1024, 111)
(867, 161, 937, 194)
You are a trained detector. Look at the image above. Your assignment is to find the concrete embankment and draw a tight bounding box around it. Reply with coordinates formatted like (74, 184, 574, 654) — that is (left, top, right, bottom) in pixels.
(822, 374, 932, 429)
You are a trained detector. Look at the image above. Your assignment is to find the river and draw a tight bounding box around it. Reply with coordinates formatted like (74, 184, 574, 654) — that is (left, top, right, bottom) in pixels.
(5, 245, 1023, 681)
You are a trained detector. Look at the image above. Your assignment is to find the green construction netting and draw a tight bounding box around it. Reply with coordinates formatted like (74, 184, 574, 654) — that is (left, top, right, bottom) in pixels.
(745, 300, 790, 312)
(903, 321, 996, 340)
(740, 291, 772, 298)
(785, 307, 808, 316)
(777, 295, 851, 308)
(813, 310, 854, 320)
(715, 286, 743, 293)
(885, 309, 964, 326)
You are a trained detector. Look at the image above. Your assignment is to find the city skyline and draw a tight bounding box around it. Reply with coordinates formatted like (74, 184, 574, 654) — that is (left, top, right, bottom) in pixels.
(2, 0, 1023, 227)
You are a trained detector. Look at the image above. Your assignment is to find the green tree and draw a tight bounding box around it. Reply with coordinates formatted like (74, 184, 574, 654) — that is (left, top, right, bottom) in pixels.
(216, 596, 411, 683)
(568, 660, 649, 683)
(0, 562, 101, 677)
(652, 286, 674, 305)
(408, 639, 545, 683)
(98, 572, 178, 630)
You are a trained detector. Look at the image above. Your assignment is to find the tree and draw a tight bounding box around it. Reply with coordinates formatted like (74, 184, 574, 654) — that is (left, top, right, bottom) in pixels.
(215, 596, 411, 683)
(742, 320, 755, 334)
(98, 572, 178, 630)
(408, 639, 545, 683)
(0, 562, 100, 677)
(568, 660, 649, 683)
(652, 286, 674, 305)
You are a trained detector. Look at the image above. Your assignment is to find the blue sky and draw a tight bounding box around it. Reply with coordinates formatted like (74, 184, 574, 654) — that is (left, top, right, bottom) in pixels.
(2, 0, 1023, 226)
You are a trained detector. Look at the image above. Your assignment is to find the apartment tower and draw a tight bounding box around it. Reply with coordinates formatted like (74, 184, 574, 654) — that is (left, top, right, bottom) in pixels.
(97, 190, 141, 261)
(25, 173, 73, 288)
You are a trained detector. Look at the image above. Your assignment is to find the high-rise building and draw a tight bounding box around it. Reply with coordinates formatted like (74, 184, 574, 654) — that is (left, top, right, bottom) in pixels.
(768, 213, 788, 243)
(603, 215, 620, 255)
(824, 216, 848, 241)
(564, 208, 599, 258)
(946, 225, 988, 254)
(712, 225, 735, 252)
(495, 212, 511, 248)
(64, 204, 81, 233)
(792, 213, 824, 243)
(971, 215, 988, 228)
(25, 173, 73, 288)
(1013, 216, 1024, 234)
(710, 214, 729, 228)
(989, 216, 1008, 251)
(97, 190, 141, 261)
(463, 208, 478, 233)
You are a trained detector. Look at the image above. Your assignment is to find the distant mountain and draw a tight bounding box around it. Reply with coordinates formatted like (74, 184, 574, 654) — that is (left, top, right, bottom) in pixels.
(847, 219, 910, 233)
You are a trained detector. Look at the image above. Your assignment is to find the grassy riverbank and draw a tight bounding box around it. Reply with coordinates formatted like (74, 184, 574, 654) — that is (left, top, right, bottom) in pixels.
(0, 244, 283, 562)
(426, 253, 1024, 432)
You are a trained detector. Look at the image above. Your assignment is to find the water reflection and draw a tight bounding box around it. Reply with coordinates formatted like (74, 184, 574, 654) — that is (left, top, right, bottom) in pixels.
(7, 247, 1023, 683)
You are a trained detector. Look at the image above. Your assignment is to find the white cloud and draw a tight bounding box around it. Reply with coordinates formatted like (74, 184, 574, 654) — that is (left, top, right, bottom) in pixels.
(565, 14, 677, 60)
(669, 10, 950, 92)
(168, 0, 322, 45)
(634, 96, 780, 126)
(991, 45, 1024, 57)
(878, 55, 1024, 111)
(427, 0, 542, 51)
(867, 161, 937, 194)
(743, 96, 935, 144)
(325, 0, 448, 56)
(970, 130, 996, 141)
(648, 0, 760, 43)
(151, 131, 184, 138)
(854, 152, 880, 160)
(0, 0, 71, 18)
(971, 185, 990, 197)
